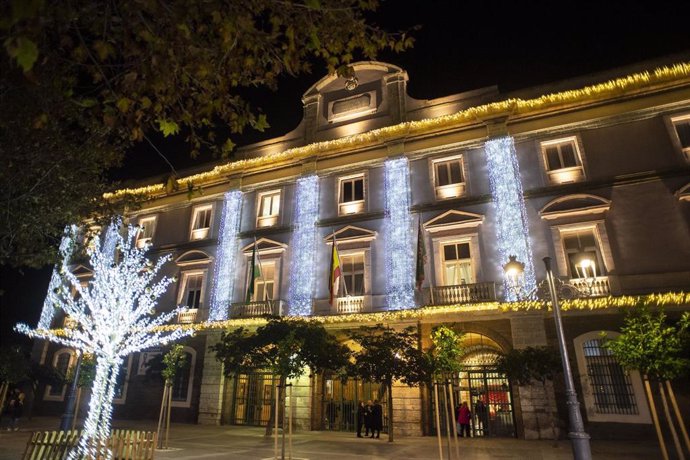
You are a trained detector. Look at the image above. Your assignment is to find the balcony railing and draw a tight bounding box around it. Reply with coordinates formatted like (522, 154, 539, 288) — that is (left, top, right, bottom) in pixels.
(230, 299, 286, 318)
(335, 295, 366, 314)
(427, 282, 498, 306)
(569, 276, 611, 297)
(177, 308, 200, 324)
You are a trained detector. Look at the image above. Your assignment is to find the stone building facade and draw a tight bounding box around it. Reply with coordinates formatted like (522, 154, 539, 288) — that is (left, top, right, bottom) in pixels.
(32, 58, 690, 441)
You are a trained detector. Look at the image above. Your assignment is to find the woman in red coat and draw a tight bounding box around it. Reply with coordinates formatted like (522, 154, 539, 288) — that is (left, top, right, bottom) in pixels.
(457, 401, 471, 437)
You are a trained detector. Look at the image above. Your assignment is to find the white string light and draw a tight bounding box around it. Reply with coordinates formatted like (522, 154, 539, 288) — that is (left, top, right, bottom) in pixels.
(485, 136, 537, 300)
(288, 175, 320, 315)
(16, 220, 192, 459)
(38, 225, 77, 329)
(384, 157, 415, 309)
(209, 190, 243, 321)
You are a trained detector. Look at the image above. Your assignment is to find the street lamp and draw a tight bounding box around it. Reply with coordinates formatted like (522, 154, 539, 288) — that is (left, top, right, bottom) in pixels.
(502, 255, 525, 301)
(503, 256, 592, 460)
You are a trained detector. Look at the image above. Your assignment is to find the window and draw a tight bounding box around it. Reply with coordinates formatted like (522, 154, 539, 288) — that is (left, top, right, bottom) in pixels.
(582, 338, 637, 415)
(171, 348, 196, 406)
(441, 241, 475, 285)
(432, 155, 465, 199)
(179, 272, 206, 309)
(190, 204, 213, 240)
(46, 350, 76, 399)
(136, 216, 157, 248)
(340, 253, 365, 296)
(257, 190, 281, 228)
(338, 174, 366, 215)
(251, 261, 275, 301)
(671, 114, 690, 161)
(540, 137, 585, 184)
(573, 331, 650, 423)
(561, 229, 606, 279)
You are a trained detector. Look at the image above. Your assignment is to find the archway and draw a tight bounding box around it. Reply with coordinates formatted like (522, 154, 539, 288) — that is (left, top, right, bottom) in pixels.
(431, 332, 516, 438)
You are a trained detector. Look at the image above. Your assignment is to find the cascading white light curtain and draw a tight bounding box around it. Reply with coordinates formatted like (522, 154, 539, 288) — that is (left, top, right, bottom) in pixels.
(288, 175, 320, 315)
(484, 136, 537, 300)
(384, 157, 415, 309)
(209, 190, 243, 321)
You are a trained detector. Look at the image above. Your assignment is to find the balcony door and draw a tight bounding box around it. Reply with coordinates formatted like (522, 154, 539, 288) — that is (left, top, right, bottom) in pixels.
(442, 241, 475, 285)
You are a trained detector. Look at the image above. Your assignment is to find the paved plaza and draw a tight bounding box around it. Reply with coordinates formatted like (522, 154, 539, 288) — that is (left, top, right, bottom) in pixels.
(0, 416, 661, 460)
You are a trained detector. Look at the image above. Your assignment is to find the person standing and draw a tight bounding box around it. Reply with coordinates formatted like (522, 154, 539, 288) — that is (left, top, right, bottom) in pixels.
(457, 401, 471, 438)
(370, 399, 383, 439)
(364, 400, 373, 437)
(475, 399, 488, 436)
(356, 401, 366, 437)
(7, 388, 25, 431)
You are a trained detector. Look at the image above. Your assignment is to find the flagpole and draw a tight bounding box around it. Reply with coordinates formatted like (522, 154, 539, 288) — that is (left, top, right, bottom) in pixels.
(417, 215, 434, 305)
(254, 238, 271, 301)
(333, 230, 348, 298)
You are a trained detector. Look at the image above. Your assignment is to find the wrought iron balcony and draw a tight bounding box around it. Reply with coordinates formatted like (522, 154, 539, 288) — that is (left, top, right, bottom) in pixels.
(229, 299, 286, 318)
(426, 282, 498, 306)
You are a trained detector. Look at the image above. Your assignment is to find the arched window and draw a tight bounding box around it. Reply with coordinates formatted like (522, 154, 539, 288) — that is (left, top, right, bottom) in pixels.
(45, 348, 76, 401)
(171, 347, 196, 407)
(573, 331, 651, 423)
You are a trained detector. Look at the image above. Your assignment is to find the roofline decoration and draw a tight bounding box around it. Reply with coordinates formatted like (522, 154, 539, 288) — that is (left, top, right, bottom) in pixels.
(104, 62, 690, 202)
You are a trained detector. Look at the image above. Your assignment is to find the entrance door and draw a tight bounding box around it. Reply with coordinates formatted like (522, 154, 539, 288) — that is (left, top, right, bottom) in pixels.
(430, 365, 515, 437)
(322, 377, 387, 432)
(225, 373, 276, 426)
(460, 366, 515, 437)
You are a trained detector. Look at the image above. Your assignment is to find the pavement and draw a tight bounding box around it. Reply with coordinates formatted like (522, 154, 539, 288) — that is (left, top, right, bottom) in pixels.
(0, 416, 663, 460)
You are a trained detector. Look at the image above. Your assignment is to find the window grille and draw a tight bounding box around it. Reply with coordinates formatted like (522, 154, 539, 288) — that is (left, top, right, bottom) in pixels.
(582, 338, 638, 415)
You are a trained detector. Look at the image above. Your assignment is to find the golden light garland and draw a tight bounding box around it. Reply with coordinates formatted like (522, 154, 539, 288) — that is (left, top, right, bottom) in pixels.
(104, 62, 690, 201)
(44, 292, 689, 337)
(148, 291, 689, 333)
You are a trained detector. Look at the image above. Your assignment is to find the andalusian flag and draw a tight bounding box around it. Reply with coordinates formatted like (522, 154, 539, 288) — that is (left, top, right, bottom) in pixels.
(328, 237, 342, 305)
(246, 241, 261, 302)
(415, 217, 427, 291)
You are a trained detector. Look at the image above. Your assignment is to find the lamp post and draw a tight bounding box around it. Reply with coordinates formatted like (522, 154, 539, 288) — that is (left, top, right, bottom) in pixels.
(502, 256, 592, 460)
(543, 256, 592, 460)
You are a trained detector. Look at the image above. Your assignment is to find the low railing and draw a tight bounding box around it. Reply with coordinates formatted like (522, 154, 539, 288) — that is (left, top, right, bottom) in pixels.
(428, 282, 498, 305)
(569, 276, 611, 297)
(177, 308, 200, 324)
(335, 295, 366, 314)
(230, 299, 286, 318)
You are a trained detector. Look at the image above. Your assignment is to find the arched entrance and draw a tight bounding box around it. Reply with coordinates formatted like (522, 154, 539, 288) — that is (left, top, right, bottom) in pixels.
(430, 332, 516, 437)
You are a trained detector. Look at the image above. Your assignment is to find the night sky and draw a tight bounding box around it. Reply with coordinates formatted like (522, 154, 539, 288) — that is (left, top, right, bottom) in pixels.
(2, 0, 690, 347)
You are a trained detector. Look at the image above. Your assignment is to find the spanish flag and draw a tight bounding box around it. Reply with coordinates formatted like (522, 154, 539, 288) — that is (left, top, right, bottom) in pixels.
(329, 239, 342, 305)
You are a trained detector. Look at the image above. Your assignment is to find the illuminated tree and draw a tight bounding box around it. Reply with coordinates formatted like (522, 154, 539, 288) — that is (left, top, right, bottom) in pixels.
(603, 308, 690, 459)
(15, 221, 192, 459)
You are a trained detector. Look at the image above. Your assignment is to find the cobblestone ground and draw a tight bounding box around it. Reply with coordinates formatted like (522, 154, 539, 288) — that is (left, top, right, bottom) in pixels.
(0, 416, 661, 460)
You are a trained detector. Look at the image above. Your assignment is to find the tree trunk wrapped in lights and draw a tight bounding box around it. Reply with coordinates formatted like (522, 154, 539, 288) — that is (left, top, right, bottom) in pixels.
(16, 220, 192, 459)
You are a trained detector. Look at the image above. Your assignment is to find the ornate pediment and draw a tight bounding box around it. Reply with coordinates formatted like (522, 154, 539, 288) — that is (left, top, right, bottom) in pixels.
(242, 237, 288, 255)
(423, 210, 484, 233)
(175, 250, 213, 266)
(540, 194, 611, 220)
(324, 225, 377, 244)
(72, 264, 93, 278)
